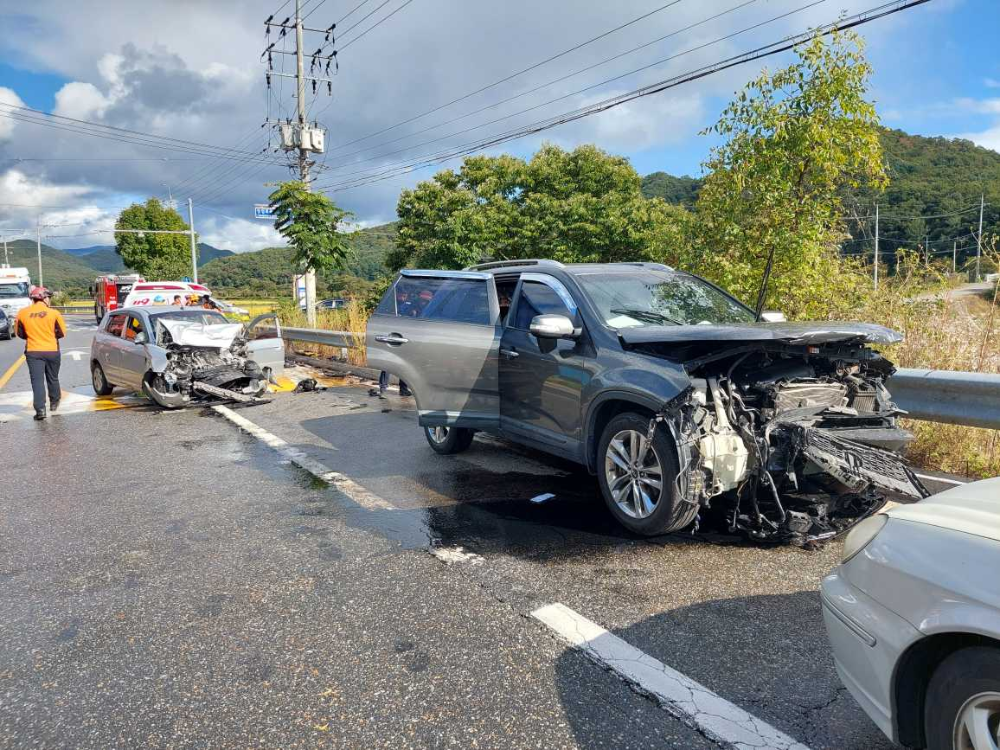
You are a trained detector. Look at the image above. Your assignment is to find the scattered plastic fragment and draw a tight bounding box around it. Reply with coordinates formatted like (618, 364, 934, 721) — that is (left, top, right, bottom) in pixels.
(530, 493, 556, 504)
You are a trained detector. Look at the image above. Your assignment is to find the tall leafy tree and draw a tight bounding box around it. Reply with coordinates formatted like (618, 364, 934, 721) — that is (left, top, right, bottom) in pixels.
(692, 31, 887, 317)
(115, 198, 193, 279)
(393, 144, 686, 270)
(269, 180, 353, 273)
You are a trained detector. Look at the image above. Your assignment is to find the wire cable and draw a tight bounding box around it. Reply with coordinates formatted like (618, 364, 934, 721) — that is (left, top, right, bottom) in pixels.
(339, 0, 416, 51)
(330, 0, 690, 152)
(313, 0, 933, 194)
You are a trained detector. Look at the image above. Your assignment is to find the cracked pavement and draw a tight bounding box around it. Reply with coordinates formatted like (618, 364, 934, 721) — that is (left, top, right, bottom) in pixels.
(0, 353, 902, 748)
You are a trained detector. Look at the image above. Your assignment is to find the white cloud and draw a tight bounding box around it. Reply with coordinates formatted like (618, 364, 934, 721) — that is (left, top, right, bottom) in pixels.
(198, 216, 284, 254)
(0, 87, 26, 140)
(956, 124, 1000, 153)
(985, 78, 1000, 89)
(53, 82, 110, 120)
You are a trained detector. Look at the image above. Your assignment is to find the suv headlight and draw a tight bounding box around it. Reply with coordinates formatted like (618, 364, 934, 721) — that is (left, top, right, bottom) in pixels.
(842, 514, 888, 563)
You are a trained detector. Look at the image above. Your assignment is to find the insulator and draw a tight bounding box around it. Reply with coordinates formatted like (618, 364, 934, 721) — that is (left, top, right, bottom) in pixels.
(327, 81, 332, 95)
(312, 80, 317, 94)
(266, 73, 272, 88)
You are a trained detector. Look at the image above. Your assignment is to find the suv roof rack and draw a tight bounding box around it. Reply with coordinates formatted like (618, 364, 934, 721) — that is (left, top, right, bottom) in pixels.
(464, 259, 565, 271)
(610, 262, 675, 272)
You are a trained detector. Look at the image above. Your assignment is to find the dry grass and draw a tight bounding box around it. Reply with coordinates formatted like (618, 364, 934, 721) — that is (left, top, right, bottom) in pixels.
(277, 299, 368, 366)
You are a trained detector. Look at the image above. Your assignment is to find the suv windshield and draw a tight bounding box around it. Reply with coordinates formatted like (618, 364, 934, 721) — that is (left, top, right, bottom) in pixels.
(0, 282, 28, 298)
(575, 270, 754, 328)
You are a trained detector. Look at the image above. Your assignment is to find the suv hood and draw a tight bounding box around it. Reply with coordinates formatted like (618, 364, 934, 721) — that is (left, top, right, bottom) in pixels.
(618, 321, 902, 346)
(888, 477, 1000, 543)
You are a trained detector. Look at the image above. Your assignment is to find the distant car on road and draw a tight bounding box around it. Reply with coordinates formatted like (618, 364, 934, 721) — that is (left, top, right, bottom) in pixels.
(318, 298, 348, 310)
(0, 308, 13, 340)
(822, 477, 1000, 750)
(90, 307, 284, 408)
(213, 299, 249, 316)
(367, 260, 926, 542)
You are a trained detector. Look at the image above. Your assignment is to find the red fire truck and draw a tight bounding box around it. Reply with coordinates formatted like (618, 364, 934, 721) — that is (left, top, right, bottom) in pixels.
(90, 274, 145, 323)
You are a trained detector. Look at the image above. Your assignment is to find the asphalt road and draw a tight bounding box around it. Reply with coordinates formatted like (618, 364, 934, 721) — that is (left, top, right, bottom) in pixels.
(0, 326, 955, 748)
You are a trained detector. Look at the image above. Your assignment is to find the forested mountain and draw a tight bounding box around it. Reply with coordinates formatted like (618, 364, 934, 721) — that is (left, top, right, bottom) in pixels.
(200, 222, 397, 297)
(639, 172, 702, 205)
(59, 242, 233, 274)
(641, 129, 1000, 262)
(3, 240, 99, 294)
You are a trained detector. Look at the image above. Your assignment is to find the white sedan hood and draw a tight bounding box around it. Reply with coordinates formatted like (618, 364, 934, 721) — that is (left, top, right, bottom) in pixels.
(159, 319, 243, 349)
(889, 477, 1000, 543)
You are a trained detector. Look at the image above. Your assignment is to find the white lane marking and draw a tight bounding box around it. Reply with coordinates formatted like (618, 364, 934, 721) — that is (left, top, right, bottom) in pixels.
(64, 350, 84, 361)
(532, 603, 811, 750)
(914, 472, 966, 487)
(212, 404, 393, 511)
(431, 546, 483, 565)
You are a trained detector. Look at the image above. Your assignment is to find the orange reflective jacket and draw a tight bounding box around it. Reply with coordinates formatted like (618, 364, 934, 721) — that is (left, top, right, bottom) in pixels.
(16, 302, 66, 353)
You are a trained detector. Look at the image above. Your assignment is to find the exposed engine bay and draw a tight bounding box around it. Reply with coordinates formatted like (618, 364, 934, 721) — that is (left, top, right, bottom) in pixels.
(632, 335, 929, 545)
(146, 319, 270, 408)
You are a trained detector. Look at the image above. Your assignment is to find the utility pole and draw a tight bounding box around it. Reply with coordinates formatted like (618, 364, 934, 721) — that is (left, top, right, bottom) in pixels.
(873, 203, 879, 291)
(953, 241, 957, 275)
(36, 217, 42, 287)
(294, 0, 318, 326)
(976, 193, 985, 282)
(2, 235, 7, 266)
(187, 198, 199, 283)
(924, 233, 929, 266)
(262, 4, 333, 327)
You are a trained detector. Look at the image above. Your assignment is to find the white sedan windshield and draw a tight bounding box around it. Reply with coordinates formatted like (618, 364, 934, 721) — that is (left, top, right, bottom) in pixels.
(575, 271, 754, 328)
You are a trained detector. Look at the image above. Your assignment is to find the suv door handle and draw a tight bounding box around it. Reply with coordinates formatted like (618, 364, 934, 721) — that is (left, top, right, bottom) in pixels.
(499, 346, 519, 359)
(375, 333, 409, 346)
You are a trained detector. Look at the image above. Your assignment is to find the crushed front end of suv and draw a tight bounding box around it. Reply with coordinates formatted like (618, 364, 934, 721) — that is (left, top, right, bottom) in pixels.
(367, 261, 927, 545)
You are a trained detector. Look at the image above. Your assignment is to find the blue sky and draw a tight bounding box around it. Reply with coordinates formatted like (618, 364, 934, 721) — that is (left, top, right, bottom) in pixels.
(0, 0, 997, 250)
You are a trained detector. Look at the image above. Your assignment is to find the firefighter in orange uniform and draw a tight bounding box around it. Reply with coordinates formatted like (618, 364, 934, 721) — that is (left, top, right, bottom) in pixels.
(16, 286, 67, 421)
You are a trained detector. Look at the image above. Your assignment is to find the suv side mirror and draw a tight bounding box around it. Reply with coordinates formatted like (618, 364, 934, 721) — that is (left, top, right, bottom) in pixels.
(530, 314, 578, 339)
(760, 310, 786, 323)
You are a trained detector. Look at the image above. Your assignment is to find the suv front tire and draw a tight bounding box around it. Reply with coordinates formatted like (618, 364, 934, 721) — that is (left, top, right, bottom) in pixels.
(597, 412, 698, 536)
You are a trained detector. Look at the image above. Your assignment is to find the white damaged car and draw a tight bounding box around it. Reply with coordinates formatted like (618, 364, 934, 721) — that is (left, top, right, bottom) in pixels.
(90, 306, 285, 408)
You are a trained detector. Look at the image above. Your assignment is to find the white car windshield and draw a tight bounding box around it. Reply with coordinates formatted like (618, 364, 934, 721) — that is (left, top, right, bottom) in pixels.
(150, 310, 229, 326)
(0, 282, 28, 298)
(575, 270, 755, 328)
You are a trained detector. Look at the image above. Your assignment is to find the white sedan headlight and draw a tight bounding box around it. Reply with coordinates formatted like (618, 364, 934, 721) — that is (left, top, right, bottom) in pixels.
(842, 514, 889, 563)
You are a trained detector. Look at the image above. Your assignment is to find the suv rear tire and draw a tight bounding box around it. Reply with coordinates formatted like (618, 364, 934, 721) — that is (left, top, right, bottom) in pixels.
(424, 425, 475, 455)
(597, 412, 697, 536)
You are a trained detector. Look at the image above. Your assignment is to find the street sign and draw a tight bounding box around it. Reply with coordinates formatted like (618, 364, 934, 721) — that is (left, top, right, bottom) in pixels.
(254, 204, 276, 220)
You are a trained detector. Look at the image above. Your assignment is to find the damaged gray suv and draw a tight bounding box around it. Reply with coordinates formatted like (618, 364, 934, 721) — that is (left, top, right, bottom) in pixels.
(367, 260, 927, 543)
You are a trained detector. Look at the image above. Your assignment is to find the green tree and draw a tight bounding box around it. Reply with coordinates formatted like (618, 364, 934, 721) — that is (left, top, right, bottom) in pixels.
(115, 198, 193, 279)
(393, 144, 685, 270)
(269, 180, 353, 273)
(691, 31, 887, 317)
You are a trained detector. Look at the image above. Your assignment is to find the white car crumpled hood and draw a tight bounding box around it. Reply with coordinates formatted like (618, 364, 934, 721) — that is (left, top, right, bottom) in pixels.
(889, 477, 1000, 542)
(159, 319, 243, 349)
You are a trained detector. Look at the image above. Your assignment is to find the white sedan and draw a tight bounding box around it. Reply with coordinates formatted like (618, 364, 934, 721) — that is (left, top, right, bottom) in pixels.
(822, 477, 1000, 750)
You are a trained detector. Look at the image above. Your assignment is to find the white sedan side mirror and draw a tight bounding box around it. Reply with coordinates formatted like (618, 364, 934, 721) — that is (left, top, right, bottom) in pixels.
(760, 310, 787, 323)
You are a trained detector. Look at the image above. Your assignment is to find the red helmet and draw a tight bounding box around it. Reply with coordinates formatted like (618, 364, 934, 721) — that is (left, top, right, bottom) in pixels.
(29, 286, 51, 301)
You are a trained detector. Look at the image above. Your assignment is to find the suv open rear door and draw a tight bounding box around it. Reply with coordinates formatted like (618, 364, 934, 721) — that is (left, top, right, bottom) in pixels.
(366, 270, 500, 430)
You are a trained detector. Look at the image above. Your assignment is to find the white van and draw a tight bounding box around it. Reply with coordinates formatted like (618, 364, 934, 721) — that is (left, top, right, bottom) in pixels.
(0, 266, 32, 320)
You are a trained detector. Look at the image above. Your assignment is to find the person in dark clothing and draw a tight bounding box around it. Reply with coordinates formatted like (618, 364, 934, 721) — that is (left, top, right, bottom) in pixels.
(16, 286, 66, 421)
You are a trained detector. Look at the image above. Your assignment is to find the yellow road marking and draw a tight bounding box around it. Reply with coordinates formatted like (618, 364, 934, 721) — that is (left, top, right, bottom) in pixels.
(0, 355, 25, 391)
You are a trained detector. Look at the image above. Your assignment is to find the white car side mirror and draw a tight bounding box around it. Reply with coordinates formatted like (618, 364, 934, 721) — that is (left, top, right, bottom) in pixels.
(530, 314, 578, 339)
(760, 310, 786, 323)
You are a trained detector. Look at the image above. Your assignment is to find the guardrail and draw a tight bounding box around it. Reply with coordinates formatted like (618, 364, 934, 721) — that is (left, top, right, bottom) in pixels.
(277, 326, 1000, 430)
(889, 369, 1000, 430)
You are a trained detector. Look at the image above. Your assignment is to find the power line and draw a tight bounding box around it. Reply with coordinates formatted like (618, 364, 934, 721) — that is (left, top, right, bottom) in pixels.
(845, 203, 988, 221)
(328, 0, 691, 154)
(0, 104, 284, 165)
(339, 0, 416, 51)
(324, 0, 761, 165)
(313, 0, 933, 194)
(314, 0, 831, 189)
